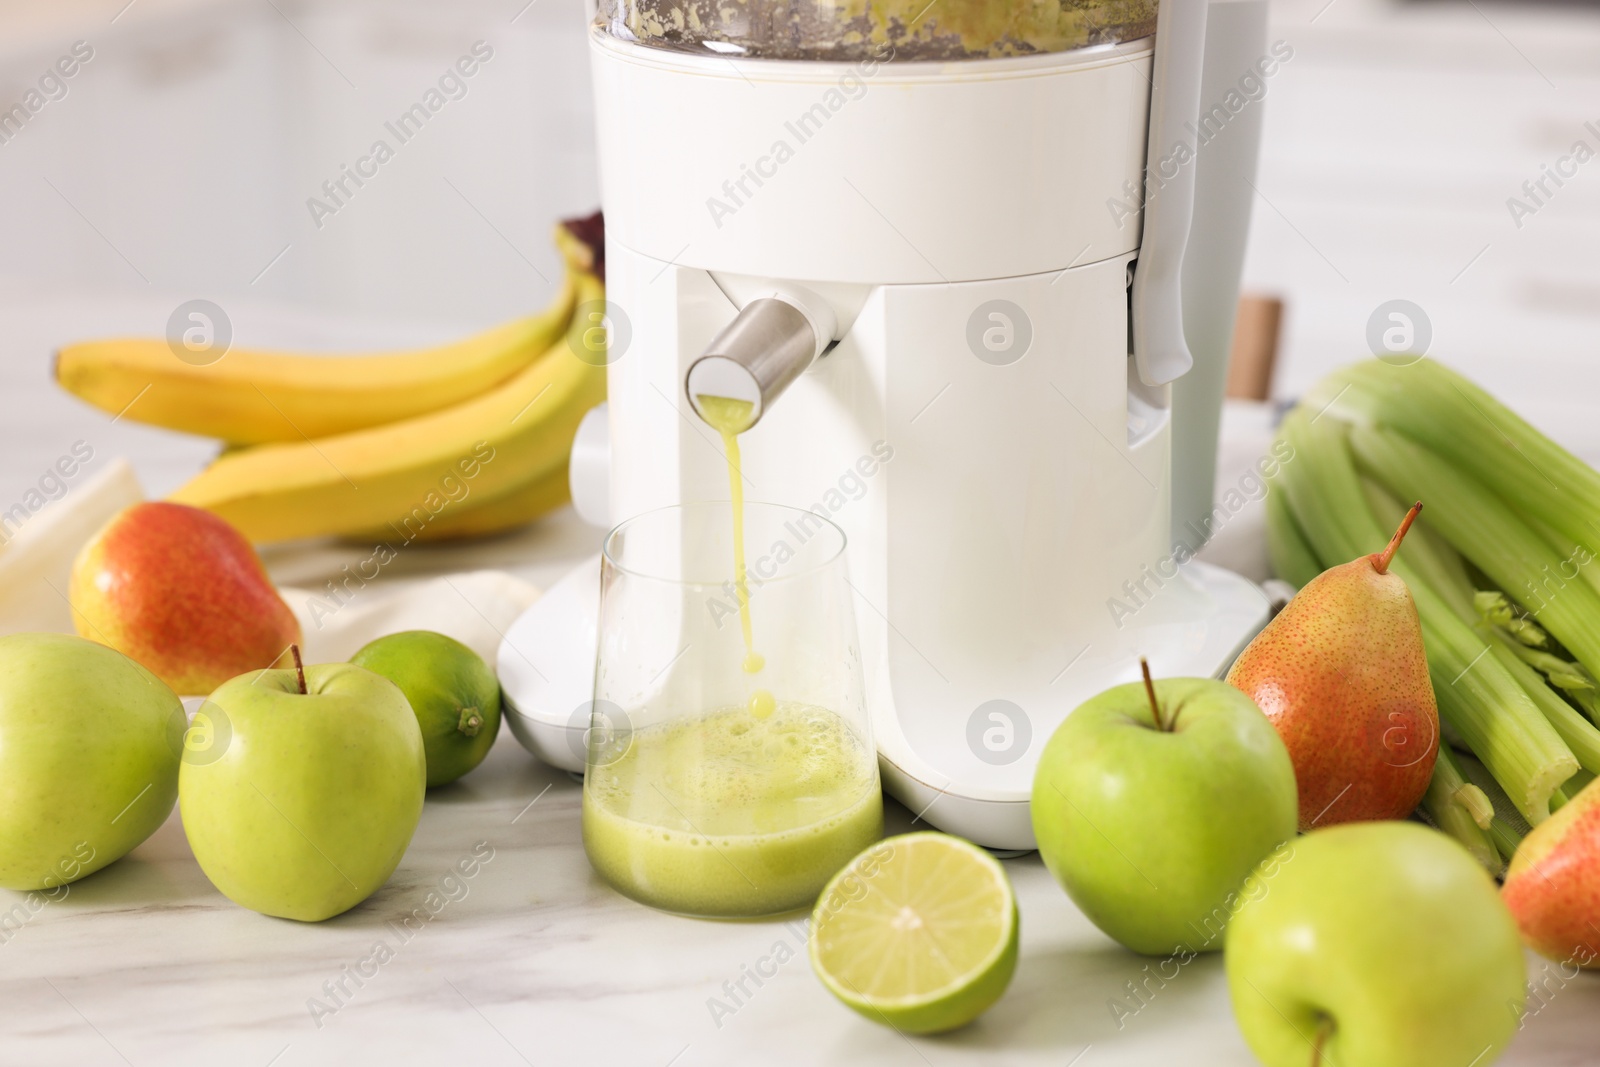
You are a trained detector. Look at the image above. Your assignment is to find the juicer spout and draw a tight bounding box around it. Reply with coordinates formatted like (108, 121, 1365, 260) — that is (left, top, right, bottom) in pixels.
(685, 288, 836, 429)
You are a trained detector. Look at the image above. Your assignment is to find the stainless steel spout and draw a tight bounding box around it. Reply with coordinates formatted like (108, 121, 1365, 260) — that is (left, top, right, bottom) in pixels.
(685, 298, 820, 429)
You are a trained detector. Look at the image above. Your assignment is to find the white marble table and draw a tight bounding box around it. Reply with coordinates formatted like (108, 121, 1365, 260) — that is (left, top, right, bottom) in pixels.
(2, 714, 1598, 1066)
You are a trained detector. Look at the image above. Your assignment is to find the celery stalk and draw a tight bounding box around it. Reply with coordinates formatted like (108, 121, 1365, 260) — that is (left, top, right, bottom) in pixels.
(1489, 818, 1525, 864)
(1363, 482, 1600, 768)
(1420, 747, 1501, 876)
(1356, 477, 1595, 782)
(1476, 592, 1600, 721)
(1277, 409, 1576, 824)
(1454, 784, 1496, 829)
(1486, 640, 1600, 775)
(1273, 412, 1383, 571)
(1526, 514, 1600, 606)
(1305, 358, 1600, 559)
(1264, 484, 1323, 588)
(1477, 592, 1556, 650)
(1424, 615, 1576, 826)
(1348, 423, 1600, 679)
(1457, 751, 1532, 827)
(1356, 483, 1600, 767)
(1454, 749, 1530, 865)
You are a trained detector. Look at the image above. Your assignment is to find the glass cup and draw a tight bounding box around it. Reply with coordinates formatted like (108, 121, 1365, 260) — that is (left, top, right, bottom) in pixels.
(581, 501, 882, 918)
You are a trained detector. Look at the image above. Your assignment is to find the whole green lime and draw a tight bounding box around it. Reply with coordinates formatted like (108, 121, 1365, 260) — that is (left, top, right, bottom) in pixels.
(350, 631, 501, 787)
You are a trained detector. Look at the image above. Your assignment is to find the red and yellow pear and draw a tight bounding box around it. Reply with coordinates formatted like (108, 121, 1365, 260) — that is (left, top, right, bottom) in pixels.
(1502, 777, 1600, 968)
(69, 502, 301, 695)
(1226, 502, 1438, 830)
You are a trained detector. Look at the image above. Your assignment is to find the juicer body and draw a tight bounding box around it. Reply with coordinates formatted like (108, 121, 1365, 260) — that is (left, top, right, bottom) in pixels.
(499, 7, 1274, 849)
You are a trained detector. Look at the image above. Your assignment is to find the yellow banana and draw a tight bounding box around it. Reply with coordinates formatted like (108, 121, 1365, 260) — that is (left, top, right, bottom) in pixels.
(56, 222, 594, 446)
(168, 273, 608, 543)
(352, 463, 572, 544)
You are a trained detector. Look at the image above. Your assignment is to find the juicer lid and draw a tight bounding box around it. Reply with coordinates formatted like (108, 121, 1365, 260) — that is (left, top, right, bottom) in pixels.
(594, 0, 1158, 62)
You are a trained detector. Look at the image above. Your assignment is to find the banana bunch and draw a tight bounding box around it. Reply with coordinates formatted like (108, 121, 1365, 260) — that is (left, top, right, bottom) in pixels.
(59, 217, 609, 544)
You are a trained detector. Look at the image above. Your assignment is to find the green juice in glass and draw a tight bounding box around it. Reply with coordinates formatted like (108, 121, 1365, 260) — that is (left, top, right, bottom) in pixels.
(582, 701, 883, 917)
(585, 393, 881, 916)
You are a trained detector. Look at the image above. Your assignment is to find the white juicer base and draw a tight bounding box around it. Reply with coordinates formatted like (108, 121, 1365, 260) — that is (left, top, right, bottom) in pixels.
(873, 560, 1270, 851)
(497, 554, 600, 774)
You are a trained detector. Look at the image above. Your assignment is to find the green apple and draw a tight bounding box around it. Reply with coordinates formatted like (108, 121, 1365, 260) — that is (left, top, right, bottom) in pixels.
(1226, 821, 1524, 1067)
(0, 633, 182, 890)
(179, 659, 425, 921)
(1031, 672, 1297, 954)
(350, 630, 501, 787)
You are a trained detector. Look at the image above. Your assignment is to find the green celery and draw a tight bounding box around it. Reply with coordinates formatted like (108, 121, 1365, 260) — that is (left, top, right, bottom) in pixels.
(1485, 640, 1600, 775)
(1489, 817, 1525, 865)
(1263, 483, 1323, 588)
(1475, 591, 1549, 648)
(1348, 423, 1600, 680)
(1457, 750, 1531, 869)
(1305, 358, 1600, 560)
(1526, 514, 1600, 606)
(1362, 487, 1600, 770)
(1487, 630, 1600, 718)
(1420, 747, 1501, 876)
(1477, 603, 1600, 724)
(1455, 750, 1529, 866)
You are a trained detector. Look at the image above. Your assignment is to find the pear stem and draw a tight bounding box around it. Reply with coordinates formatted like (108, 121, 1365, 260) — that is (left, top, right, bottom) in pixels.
(1140, 657, 1170, 732)
(1310, 1016, 1335, 1067)
(290, 644, 307, 695)
(1374, 501, 1423, 575)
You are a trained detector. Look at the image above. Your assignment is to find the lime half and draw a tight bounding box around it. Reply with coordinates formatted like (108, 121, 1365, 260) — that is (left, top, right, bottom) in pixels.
(809, 832, 1018, 1034)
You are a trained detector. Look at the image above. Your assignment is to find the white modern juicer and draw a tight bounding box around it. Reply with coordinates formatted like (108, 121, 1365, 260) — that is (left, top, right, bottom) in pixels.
(500, 0, 1274, 849)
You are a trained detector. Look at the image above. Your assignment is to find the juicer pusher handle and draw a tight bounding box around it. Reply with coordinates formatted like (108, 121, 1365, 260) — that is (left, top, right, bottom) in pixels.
(1130, 0, 1209, 387)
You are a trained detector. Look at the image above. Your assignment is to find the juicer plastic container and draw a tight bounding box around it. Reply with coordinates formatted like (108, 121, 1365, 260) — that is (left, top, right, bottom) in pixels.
(594, 0, 1159, 60)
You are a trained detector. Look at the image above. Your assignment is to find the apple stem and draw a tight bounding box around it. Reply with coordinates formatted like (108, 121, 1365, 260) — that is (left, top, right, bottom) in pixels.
(1140, 657, 1170, 732)
(290, 644, 307, 695)
(1374, 501, 1423, 575)
(1310, 1015, 1334, 1067)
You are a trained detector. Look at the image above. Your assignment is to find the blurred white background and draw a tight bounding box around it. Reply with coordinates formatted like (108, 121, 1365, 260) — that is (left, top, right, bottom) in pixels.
(0, 0, 1596, 504)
